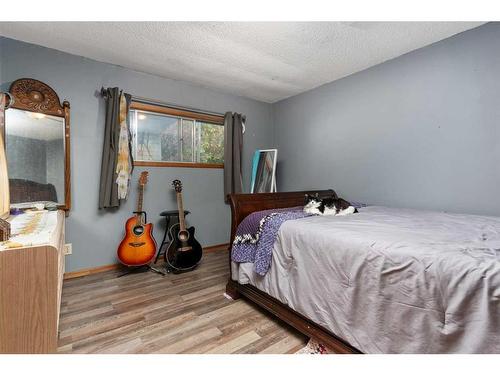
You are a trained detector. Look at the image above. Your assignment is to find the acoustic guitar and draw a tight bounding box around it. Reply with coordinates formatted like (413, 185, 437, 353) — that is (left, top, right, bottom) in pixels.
(117, 171, 157, 266)
(164, 179, 202, 272)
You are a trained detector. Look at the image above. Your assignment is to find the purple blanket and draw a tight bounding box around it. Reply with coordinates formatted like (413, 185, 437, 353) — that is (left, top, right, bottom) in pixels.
(232, 207, 312, 275)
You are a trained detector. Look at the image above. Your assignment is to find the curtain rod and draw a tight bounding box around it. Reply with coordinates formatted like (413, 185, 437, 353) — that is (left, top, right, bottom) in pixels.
(99, 87, 225, 118)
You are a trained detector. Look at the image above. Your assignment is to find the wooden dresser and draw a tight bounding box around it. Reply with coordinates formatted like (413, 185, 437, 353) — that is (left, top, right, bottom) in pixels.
(0, 210, 65, 353)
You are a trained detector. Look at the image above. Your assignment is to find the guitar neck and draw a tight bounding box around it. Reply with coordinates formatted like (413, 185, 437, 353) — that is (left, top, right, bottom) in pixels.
(176, 192, 186, 232)
(136, 185, 144, 224)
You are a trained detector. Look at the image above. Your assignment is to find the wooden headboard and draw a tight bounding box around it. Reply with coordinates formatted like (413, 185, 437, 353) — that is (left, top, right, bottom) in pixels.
(9, 179, 58, 204)
(227, 189, 336, 244)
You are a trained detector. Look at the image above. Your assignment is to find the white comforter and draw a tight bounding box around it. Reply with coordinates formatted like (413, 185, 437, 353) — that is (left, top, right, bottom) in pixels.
(232, 206, 500, 353)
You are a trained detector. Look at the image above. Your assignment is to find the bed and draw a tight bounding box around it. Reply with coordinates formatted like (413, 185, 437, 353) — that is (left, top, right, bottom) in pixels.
(225, 190, 500, 354)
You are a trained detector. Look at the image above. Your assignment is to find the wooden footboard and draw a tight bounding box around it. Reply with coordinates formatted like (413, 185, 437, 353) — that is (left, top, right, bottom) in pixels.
(225, 190, 361, 354)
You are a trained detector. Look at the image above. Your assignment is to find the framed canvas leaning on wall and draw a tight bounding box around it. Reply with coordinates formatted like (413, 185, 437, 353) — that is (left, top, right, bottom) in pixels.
(250, 149, 277, 193)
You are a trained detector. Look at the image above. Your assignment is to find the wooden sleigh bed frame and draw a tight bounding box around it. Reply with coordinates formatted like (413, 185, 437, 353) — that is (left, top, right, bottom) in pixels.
(225, 190, 362, 354)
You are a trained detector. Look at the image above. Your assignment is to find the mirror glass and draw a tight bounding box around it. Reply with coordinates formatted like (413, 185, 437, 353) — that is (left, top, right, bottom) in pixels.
(250, 149, 277, 193)
(5, 108, 65, 206)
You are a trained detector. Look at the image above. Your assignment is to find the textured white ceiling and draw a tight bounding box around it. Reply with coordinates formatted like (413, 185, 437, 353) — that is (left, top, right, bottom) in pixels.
(0, 22, 485, 103)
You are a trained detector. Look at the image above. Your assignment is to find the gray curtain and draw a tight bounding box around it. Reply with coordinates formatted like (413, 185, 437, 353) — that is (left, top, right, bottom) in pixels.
(98, 87, 132, 209)
(223, 112, 244, 202)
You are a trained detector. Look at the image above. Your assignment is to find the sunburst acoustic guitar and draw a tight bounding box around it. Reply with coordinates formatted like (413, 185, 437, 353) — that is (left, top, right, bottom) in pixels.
(117, 171, 157, 266)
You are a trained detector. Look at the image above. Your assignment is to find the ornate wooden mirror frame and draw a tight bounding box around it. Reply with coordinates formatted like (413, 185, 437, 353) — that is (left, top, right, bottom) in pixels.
(2, 78, 71, 212)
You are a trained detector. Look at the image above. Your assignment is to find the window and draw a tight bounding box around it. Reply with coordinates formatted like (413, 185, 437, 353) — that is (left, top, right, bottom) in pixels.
(129, 102, 225, 168)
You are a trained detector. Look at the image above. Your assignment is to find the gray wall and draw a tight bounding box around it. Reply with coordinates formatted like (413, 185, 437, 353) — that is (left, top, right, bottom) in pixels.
(6, 135, 65, 202)
(2, 22, 499, 271)
(273, 23, 500, 216)
(46, 138, 65, 201)
(0, 37, 274, 272)
(6, 134, 47, 184)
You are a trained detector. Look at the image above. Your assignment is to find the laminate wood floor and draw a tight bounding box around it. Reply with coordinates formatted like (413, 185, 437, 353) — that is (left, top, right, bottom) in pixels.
(58, 251, 307, 354)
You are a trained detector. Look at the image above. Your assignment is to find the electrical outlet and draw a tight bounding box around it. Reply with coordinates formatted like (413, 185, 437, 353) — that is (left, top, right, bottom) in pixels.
(64, 243, 72, 255)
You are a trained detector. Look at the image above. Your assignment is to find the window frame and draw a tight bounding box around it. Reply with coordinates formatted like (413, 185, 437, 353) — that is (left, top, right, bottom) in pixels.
(130, 101, 225, 169)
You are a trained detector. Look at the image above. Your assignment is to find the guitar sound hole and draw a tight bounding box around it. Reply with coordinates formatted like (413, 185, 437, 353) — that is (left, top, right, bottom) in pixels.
(178, 230, 189, 242)
(133, 226, 144, 236)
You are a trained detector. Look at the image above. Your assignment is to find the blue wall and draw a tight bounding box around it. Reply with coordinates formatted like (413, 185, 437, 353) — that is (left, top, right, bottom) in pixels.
(273, 23, 500, 216)
(2, 22, 500, 271)
(0, 37, 274, 272)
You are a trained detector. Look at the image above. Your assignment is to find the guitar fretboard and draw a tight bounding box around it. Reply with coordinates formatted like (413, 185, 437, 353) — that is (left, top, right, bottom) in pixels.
(176, 192, 186, 232)
(136, 185, 144, 224)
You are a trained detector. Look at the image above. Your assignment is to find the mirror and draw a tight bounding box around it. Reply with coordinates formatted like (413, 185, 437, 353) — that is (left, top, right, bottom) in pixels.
(6, 109, 65, 206)
(0, 94, 9, 220)
(250, 149, 277, 193)
(2, 78, 71, 211)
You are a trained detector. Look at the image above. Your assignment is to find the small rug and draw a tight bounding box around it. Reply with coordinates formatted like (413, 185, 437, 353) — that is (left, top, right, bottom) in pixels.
(295, 338, 333, 354)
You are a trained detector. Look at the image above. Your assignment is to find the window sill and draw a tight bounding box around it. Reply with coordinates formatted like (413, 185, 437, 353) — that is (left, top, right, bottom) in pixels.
(134, 161, 224, 169)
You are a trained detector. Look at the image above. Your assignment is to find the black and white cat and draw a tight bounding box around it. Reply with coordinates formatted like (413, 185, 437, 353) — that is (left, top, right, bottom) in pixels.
(304, 194, 358, 216)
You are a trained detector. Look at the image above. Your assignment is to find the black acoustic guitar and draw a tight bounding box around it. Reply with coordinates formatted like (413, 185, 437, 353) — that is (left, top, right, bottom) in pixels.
(164, 179, 202, 272)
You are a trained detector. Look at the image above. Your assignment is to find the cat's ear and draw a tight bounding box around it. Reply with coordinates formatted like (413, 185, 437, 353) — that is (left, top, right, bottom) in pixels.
(315, 193, 319, 198)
